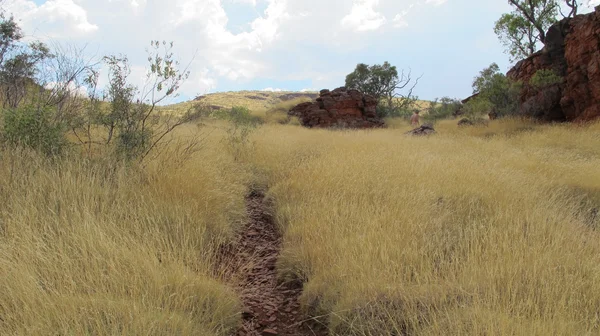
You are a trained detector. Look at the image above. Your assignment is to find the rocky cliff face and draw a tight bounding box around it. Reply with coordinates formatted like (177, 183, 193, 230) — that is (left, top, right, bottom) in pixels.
(288, 87, 385, 129)
(507, 6, 600, 122)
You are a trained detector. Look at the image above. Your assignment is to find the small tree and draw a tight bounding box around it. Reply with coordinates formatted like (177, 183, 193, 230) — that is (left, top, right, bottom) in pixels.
(0, 9, 73, 156)
(85, 41, 194, 161)
(471, 63, 522, 117)
(221, 106, 260, 161)
(0, 11, 22, 68)
(345, 62, 420, 118)
(494, 0, 583, 62)
(494, 13, 539, 62)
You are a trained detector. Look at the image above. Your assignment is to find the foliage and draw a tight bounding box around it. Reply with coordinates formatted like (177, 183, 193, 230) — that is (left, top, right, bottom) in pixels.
(471, 63, 522, 117)
(221, 106, 260, 161)
(0, 26, 52, 108)
(424, 97, 462, 123)
(494, 13, 539, 62)
(0, 11, 23, 68)
(376, 97, 420, 119)
(0, 11, 100, 157)
(494, 0, 564, 62)
(1, 104, 67, 156)
(345, 62, 397, 98)
(529, 68, 563, 88)
(345, 61, 420, 118)
(462, 97, 495, 119)
(74, 41, 193, 162)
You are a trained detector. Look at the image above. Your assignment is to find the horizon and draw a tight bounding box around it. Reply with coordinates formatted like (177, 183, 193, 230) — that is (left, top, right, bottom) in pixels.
(4, 0, 600, 104)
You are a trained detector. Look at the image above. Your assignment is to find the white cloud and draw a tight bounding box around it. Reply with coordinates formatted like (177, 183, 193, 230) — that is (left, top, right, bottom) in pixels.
(4, 0, 452, 100)
(425, 0, 447, 5)
(341, 0, 387, 32)
(4, 0, 97, 38)
(229, 0, 258, 6)
(262, 87, 284, 92)
(392, 10, 410, 27)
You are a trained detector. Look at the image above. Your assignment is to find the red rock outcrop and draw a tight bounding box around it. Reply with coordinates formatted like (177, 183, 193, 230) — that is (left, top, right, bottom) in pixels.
(288, 87, 385, 128)
(507, 6, 600, 122)
(405, 124, 435, 136)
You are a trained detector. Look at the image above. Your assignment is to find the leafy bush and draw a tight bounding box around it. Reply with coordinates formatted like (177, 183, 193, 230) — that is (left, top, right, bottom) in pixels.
(471, 63, 522, 118)
(377, 104, 415, 119)
(77, 41, 193, 162)
(462, 97, 494, 119)
(221, 106, 261, 161)
(425, 97, 462, 123)
(1, 105, 67, 156)
(529, 69, 563, 89)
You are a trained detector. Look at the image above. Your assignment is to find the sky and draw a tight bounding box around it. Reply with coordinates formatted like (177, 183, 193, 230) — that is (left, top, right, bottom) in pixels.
(3, 0, 600, 103)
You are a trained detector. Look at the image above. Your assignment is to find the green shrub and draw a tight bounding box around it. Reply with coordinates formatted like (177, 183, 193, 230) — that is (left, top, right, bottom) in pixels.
(529, 69, 563, 89)
(221, 106, 260, 161)
(462, 97, 494, 119)
(1, 105, 67, 156)
(472, 63, 522, 118)
(425, 97, 462, 123)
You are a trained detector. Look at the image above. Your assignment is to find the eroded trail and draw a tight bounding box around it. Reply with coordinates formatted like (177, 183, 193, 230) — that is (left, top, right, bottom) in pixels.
(220, 190, 327, 336)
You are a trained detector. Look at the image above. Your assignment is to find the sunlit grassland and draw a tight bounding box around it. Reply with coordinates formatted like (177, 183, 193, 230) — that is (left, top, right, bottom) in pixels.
(2, 114, 599, 335)
(0, 125, 251, 335)
(245, 119, 600, 335)
(158, 92, 432, 123)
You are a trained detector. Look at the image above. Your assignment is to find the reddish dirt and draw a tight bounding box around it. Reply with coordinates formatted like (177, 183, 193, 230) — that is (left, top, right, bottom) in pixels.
(219, 191, 328, 336)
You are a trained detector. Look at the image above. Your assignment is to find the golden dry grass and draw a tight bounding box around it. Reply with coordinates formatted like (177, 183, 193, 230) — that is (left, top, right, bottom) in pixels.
(3, 115, 600, 335)
(244, 119, 600, 335)
(159, 91, 319, 117)
(0, 126, 251, 335)
(160, 93, 432, 123)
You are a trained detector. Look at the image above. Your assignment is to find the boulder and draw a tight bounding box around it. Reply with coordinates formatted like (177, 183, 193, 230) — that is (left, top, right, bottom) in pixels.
(507, 6, 600, 122)
(289, 87, 385, 129)
(457, 118, 474, 126)
(405, 124, 435, 136)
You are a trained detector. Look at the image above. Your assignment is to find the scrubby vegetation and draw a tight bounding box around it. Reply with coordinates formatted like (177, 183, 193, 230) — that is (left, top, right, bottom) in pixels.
(2, 1, 600, 335)
(0, 128, 250, 334)
(246, 119, 600, 335)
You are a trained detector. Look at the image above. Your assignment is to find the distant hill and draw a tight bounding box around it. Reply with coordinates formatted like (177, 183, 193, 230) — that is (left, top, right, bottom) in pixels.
(195, 90, 317, 111)
(195, 90, 320, 111)
(157, 90, 319, 116)
(160, 90, 432, 117)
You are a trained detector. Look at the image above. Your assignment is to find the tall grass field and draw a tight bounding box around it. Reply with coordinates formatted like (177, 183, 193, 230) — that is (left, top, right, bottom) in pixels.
(1, 118, 600, 335)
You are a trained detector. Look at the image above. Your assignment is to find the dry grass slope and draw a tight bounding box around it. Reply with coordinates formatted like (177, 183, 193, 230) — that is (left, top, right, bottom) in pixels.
(246, 119, 600, 335)
(159, 91, 319, 117)
(2, 114, 600, 335)
(159, 91, 432, 119)
(0, 128, 251, 335)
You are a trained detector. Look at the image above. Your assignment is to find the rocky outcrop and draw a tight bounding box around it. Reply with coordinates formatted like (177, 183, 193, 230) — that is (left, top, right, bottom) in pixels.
(457, 118, 474, 126)
(453, 93, 480, 117)
(279, 92, 319, 101)
(288, 87, 385, 129)
(405, 124, 435, 136)
(507, 6, 600, 122)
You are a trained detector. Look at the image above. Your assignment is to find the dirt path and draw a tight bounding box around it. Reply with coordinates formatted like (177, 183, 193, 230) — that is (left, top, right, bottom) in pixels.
(219, 190, 328, 336)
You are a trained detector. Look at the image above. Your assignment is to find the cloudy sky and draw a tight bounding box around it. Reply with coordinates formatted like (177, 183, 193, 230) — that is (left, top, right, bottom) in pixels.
(3, 0, 600, 103)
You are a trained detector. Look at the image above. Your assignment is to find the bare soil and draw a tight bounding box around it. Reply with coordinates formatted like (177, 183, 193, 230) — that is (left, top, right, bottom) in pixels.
(218, 190, 328, 336)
